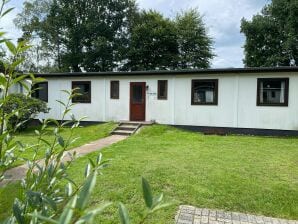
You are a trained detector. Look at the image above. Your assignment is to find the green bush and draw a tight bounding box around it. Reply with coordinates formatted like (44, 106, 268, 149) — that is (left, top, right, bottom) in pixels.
(0, 60, 4, 73)
(1, 93, 49, 130)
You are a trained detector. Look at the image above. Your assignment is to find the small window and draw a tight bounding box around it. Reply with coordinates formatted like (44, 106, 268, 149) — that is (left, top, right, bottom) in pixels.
(158, 80, 168, 100)
(191, 79, 218, 105)
(257, 78, 289, 106)
(110, 81, 119, 99)
(31, 82, 48, 102)
(72, 81, 91, 103)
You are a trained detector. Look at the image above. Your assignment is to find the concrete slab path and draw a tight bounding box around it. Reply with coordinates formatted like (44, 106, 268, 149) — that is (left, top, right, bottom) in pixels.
(175, 205, 297, 224)
(0, 134, 127, 187)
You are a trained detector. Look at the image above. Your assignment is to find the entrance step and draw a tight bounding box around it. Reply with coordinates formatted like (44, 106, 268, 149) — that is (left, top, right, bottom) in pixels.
(111, 122, 142, 136)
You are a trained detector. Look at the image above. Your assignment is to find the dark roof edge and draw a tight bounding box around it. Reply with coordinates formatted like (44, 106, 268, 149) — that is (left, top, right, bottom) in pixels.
(34, 66, 298, 77)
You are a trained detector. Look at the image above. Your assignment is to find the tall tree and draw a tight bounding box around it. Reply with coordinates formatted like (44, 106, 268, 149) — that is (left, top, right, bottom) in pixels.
(176, 9, 214, 69)
(241, 0, 298, 67)
(14, 0, 58, 72)
(126, 10, 179, 71)
(15, 0, 137, 72)
(126, 9, 214, 71)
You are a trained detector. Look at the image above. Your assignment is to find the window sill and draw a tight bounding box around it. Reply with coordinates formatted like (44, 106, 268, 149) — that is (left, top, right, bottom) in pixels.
(191, 103, 218, 106)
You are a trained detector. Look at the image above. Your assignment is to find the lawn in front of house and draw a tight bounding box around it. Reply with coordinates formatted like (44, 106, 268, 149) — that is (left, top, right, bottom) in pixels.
(1, 125, 297, 223)
(1, 122, 116, 170)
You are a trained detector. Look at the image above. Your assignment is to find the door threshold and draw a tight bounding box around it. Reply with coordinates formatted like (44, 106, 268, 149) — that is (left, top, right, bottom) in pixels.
(119, 120, 155, 125)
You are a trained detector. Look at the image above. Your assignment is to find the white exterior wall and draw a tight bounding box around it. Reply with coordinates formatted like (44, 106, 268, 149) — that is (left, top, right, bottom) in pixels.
(37, 71, 298, 131)
(236, 72, 298, 130)
(105, 76, 173, 124)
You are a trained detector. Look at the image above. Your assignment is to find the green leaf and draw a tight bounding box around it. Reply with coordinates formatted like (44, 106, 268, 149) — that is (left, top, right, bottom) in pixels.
(1, 7, 14, 18)
(88, 158, 96, 168)
(153, 193, 164, 208)
(32, 77, 46, 83)
(58, 195, 77, 224)
(76, 170, 97, 210)
(75, 202, 112, 224)
(56, 100, 66, 106)
(96, 153, 102, 165)
(40, 138, 52, 147)
(118, 203, 130, 224)
(18, 45, 32, 53)
(65, 183, 73, 197)
(12, 199, 25, 224)
(5, 40, 17, 55)
(142, 177, 153, 209)
(57, 135, 65, 147)
(34, 130, 40, 136)
(42, 195, 58, 211)
(61, 89, 71, 95)
(84, 163, 91, 177)
(0, 72, 7, 85)
(28, 212, 58, 224)
(151, 202, 173, 213)
(11, 58, 25, 70)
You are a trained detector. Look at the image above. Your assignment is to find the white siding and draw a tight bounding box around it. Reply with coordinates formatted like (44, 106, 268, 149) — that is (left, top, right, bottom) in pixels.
(36, 71, 298, 131)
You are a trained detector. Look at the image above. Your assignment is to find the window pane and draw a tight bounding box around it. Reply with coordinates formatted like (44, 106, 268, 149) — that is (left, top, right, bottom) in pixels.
(158, 80, 167, 99)
(32, 82, 48, 102)
(132, 85, 143, 103)
(72, 81, 91, 103)
(111, 81, 119, 99)
(258, 78, 288, 105)
(192, 80, 217, 104)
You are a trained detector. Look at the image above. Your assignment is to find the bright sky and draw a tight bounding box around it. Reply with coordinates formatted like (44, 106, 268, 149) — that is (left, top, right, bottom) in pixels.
(1, 0, 270, 68)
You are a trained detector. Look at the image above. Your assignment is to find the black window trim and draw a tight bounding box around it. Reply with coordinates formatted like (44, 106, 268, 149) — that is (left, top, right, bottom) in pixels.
(71, 81, 91, 103)
(31, 81, 48, 102)
(191, 79, 218, 105)
(256, 77, 289, 107)
(157, 80, 168, 100)
(110, 80, 120, 99)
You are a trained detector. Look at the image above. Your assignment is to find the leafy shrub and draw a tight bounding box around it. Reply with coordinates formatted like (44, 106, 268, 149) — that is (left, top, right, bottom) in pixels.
(0, 60, 4, 73)
(1, 93, 49, 130)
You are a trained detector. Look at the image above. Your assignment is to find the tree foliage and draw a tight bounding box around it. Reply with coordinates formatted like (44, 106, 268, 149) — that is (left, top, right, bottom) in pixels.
(15, 0, 137, 72)
(127, 9, 214, 70)
(176, 9, 214, 69)
(241, 0, 298, 67)
(126, 10, 179, 71)
(15, 1, 214, 72)
(1, 93, 49, 130)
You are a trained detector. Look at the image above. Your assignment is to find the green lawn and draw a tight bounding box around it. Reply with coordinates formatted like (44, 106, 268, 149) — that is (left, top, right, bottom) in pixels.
(1, 122, 116, 170)
(1, 125, 298, 223)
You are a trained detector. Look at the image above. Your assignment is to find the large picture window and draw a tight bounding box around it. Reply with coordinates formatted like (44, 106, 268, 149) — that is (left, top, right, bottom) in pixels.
(191, 79, 218, 105)
(110, 80, 119, 99)
(158, 80, 168, 100)
(72, 81, 91, 103)
(31, 82, 48, 102)
(257, 78, 289, 106)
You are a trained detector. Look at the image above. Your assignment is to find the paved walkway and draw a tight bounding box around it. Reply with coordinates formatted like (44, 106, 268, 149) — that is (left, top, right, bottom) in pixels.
(0, 134, 127, 187)
(176, 205, 297, 224)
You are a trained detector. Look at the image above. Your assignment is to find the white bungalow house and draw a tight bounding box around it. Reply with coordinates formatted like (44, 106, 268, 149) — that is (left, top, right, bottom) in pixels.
(27, 66, 298, 135)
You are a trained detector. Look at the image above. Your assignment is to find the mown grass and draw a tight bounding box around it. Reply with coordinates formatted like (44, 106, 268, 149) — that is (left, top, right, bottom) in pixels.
(1, 125, 298, 223)
(1, 122, 116, 170)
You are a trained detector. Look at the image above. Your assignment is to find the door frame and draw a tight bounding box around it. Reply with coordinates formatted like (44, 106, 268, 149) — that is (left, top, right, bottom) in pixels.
(129, 82, 146, 121)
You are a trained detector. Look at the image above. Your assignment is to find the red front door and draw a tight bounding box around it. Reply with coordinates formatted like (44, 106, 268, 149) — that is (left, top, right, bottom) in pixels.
(130, 82, 146, 121)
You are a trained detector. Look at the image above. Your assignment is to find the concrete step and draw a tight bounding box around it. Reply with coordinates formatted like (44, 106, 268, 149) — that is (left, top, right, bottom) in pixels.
(112, 130, 134, 136)
(117, 125, 137, 131)
(119, 120, 154, 125)
(120, 123, 139, 127)
(111, 122, 145, 136)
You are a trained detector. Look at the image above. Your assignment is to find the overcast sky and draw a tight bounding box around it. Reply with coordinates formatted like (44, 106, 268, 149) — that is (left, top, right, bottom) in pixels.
(2, 0, 270, 68)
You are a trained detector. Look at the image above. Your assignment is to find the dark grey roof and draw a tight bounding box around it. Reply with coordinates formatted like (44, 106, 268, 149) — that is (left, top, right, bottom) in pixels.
(35, 66, 298, 77)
